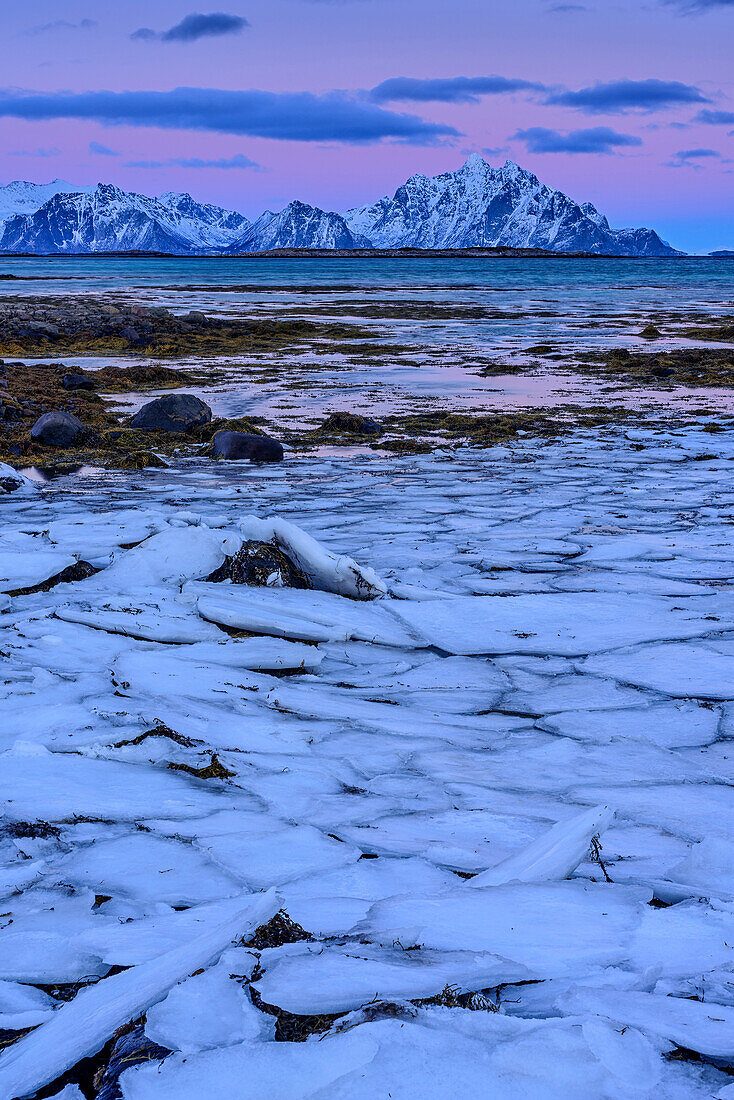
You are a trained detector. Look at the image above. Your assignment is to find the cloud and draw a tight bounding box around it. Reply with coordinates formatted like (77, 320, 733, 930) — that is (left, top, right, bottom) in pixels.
(369, 75, 546, 104)
(546, 78, 709, 114)
(696, 108, 734, 124)
(666, 147, 723, 166)
(673, 147, 721, 159)
(662, 0, 734, 11)
(132, 13, 250, 43)
(0, 87, 459, 146)
(126, 153, 260, 169)
(27, 19, 96, 35)
(514, 126, 643, 154)
(89, 141, 119, 156)
(7, 147, 60, 157)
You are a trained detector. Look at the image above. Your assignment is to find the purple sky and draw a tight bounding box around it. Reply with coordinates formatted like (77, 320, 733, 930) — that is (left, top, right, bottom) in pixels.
(2, 0, 732, 251)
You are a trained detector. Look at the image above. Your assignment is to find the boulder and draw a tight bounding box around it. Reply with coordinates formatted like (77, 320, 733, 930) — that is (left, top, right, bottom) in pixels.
(320, 411, 381, 435)
(129, 394, 212, 434)
(211, 430, 283, 462)
(30, 410, 85, 448)
(207, 541, 309, 588)
(62, 373, 95, 391)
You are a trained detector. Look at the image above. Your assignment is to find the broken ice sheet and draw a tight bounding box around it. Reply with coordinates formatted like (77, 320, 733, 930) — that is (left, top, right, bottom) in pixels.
(145, 959, 272, 1052)
(1, 427, 734, 1098)
(357, 881, 650, 978)
(253, 943, 531, 1014)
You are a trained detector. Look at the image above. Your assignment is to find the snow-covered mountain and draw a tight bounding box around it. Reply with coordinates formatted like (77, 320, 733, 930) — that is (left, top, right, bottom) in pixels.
(228, 200, 369, 252)
(0, 180, 94, 231)
(157, 191, 249, 250)
(0, 184, 249, 254)
(344, 155, 678, 256)
(0, 159, 680, 255)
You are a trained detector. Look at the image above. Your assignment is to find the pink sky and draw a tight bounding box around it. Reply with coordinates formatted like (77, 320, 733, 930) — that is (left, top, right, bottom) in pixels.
(1, 0, 732, 251)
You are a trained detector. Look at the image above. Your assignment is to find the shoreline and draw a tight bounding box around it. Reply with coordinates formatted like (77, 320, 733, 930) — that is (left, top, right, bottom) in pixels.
(0, 247, 691, 260)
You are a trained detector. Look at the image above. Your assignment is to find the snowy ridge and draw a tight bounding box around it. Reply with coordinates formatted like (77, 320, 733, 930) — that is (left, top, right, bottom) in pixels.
(0, 180, 94, 232)
(344, 154, 679, 256)
(0, 157, 680, 255)
(228, 200, 370, 252)
(0, 184, 249, 254)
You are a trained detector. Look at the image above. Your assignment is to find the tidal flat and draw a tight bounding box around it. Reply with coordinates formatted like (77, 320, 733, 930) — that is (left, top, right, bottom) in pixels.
(1, 255, 734, 1098)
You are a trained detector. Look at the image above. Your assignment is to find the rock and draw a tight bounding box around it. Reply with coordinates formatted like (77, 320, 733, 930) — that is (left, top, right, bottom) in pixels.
(640, 325, 662, 339)
(207, 541, 310, 588)
(30, 411, 86, 448)
(211, 430, 283, 462)
(186, 311, 207, 324)
(61, 373, 96, 391)
(650, 365, 675, 380)
(129, 394, 212, 434)
(8, 560, 98, 597)
(27, 321, 60, 339)
(319, 411, 381, 435)
(95, 1025, 170, 1100)
(119, 325, 144, 345)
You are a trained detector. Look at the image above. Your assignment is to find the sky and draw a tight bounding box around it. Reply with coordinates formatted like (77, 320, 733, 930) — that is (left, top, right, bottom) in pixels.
(1, 0, 732, 252)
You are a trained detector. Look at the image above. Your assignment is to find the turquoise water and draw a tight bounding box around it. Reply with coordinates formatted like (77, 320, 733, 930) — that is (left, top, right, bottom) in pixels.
(1, 255, 732, 308)
(3, 254, 731, 422)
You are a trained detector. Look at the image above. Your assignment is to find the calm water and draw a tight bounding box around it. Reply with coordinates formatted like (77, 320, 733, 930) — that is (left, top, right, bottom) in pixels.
(2, 255, 732, 423)
(1, 253, 732, 302)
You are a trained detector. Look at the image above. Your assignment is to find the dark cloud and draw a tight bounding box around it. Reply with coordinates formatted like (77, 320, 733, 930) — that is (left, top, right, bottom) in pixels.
(546, 79, 709, 114)
(696, 108, 734, 124)
(28, 18, 96, 35)
(0, 87, 459, 146)
(369, 76, 546, 104)
(126, 153, 260, 169)
(132, 13, 250, 43)
(7, 147, 60, 157)
(514, 126, 643, 154)
(662, 0, 734, 11)
(89, 141, 119, 156)
(669, 148, 721, 162)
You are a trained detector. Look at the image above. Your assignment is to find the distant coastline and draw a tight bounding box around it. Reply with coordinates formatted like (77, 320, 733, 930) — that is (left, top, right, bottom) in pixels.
(0, 246, 692, 260)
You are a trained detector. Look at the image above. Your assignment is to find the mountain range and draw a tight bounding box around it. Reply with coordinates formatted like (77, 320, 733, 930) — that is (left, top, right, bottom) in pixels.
(0, 156, 680, 256)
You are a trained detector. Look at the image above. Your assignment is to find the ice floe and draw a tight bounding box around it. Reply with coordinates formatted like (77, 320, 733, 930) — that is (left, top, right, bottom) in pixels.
(1, 426, 733, 1097)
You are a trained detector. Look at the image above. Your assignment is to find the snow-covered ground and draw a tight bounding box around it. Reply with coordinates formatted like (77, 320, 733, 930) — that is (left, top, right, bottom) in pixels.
(0, 424, 733, 1098)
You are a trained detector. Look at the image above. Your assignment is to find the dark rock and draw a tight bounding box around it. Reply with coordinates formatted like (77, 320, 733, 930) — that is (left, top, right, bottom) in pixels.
(320, 411, 381, 435)
(211, 429, 283, 462)
(119, 325, 148, 346)
(7, 559, 98, 597)
(207, 541, 311, 588)
(129, 394, 212, 434)
(62, 372, 96, 391)
(27, 320, 60, 339)
(186, 310, 207, 324)
(0, 474, 24, 493)
(650, 365, 675, 379)
(30, 410, 86, 448)
(640, 325, 662, 340)
(95, 1025, 170, 1100)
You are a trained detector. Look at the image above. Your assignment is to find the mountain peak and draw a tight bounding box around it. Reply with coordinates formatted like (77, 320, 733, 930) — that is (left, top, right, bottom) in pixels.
(343, 156, 679, 256)
(461, 153, 489, 172)
(0, 162, 680, 256)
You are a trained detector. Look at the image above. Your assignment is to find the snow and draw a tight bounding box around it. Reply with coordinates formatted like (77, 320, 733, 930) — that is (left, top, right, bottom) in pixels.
(0, 892, 279, 1100)
(560, 988, 734, 1060)
(0, 423, 733, 1097)
(0, 157, 675, 255)
(0, 183, 249, 254)
(344, 155, 676, 256)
